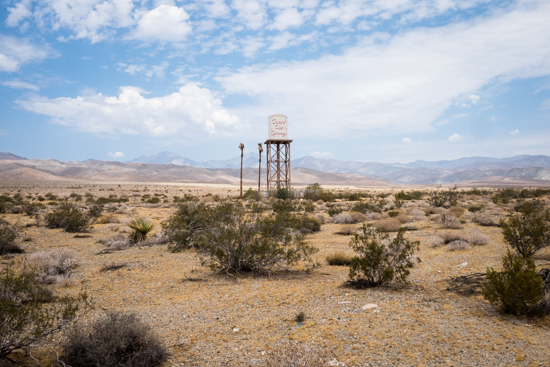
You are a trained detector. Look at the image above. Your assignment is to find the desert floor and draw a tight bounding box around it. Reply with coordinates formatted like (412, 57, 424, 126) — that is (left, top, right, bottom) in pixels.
(1, 181, 550, 367)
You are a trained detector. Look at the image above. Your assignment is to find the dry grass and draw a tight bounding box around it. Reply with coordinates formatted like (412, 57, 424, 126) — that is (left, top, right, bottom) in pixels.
(372, 218, 401, 232)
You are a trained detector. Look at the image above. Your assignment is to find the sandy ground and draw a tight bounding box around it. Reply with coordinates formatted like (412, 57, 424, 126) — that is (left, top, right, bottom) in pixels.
(1, 181, 550, 366)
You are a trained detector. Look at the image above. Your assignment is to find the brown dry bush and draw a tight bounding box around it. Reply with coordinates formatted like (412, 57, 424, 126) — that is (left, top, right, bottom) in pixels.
(27, 248, 78, 284)
(471, 211, 500, 226)
(331, 213, 355, 224)
(348, 211, 368, 223)
(326, 251, 354, 266)
(62, 311, 168, 367)
(372, 218, 401, 232)
(96, 214, 120, 224)
(264, 343, 333, 367)
(408, 208, 427, 221)
(435, 213, 463, 229)
(447, 240, 471, 251)
(441, 231, 467, 244)
(448, 206, 466, 218)
(427, 236, 445, 248)
(334, 225, 356, 235)
(468, 230, 489, 246)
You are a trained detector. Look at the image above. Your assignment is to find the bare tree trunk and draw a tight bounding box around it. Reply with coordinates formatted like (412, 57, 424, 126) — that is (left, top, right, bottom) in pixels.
(239, 143, 244, 198)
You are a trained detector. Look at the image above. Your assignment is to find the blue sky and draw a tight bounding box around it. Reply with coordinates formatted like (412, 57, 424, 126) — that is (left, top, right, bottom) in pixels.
(1, 0, 549, 164)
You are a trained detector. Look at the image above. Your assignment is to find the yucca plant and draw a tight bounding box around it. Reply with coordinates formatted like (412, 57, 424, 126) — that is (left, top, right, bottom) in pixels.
(128, 217, 155, 243)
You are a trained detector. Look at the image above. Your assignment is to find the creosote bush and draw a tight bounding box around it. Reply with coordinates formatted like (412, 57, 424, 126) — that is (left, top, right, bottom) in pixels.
(500, 200, 550, 257)
(62, 310, 168, 367)
(0, 221, 23, 255)
(45, 202, 91, 232)
(348, 224, 420, 287)
(482, 250, 544, 316)
(0, 268, 87, 363)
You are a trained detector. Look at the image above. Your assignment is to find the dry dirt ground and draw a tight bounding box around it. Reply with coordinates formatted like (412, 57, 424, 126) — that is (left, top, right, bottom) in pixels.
(1, 181, 550, 367)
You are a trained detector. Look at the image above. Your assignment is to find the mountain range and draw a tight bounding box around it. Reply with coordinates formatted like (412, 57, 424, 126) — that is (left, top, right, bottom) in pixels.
(1, 151, 550, 187)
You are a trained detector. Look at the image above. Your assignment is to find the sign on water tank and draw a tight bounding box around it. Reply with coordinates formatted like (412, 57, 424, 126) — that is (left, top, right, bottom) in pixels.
(268, 114, 288, 139)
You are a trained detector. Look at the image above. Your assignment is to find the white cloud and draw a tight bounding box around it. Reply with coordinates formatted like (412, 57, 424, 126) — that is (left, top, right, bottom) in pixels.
(232, 0, 267, 30)
(217, 1, 550, 139)
(509, 129, 519, 135)
(269, 7, 304, 31)
(1, 80, 39, 91)
(448, 133, 462, 142)
(108, 151, 125, 158)
(402, 137, 412, 143)
(0, 35, 52, 72)
(16, 84, 242, 139)
(6, 3, 31, 27)
(469, 94, 480, 105)
(310, 151, 332, 158)
(133, 5, 192, 43)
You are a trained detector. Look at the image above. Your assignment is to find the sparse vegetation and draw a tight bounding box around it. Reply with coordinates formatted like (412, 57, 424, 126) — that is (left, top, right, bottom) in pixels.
(0, 268, 87, 363)
(45, 202, 91, 232)
(0, 221, 22, 255)
(62, 311, 168, 367)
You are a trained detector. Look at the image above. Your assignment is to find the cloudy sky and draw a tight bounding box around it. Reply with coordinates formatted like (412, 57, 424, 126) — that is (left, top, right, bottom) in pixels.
(1, 0, 549, 164)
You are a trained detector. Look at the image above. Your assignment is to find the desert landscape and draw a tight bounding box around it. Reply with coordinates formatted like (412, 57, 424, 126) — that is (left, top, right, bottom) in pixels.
(1, 178, 549, 367)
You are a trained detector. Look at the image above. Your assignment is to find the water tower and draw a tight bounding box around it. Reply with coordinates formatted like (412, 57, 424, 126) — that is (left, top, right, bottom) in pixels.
(264, 114, 293, 191)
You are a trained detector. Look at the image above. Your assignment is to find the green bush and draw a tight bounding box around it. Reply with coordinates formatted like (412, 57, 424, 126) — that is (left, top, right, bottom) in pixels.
(45, 203, 91, 232)
(243, 188, 262, 201)
(428, 188, 459, 208)
(162, 201, 219, 252)
(198, 205, 318, 274)
(303, 183, 323, 201)
(482, 250, 544, 315)
(500, 200, 550, 257)
(128, 217, 155, 243)
(62, 311, 168, 367)
(271, 187, 295, 200)
(348, 225, 420, 287)
(272, 199, 295, 214)
(0, 269, 87, 363)
(327, 205, 342, 217)
(0, 222, 23, 255)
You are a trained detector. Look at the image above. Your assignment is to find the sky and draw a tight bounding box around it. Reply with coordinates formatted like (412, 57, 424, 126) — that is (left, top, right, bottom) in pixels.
(1, 0, 550, 164)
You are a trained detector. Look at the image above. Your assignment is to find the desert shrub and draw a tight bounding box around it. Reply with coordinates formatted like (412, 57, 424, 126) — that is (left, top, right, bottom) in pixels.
(334, 225, 356, 235)
(332, 213, 355, 224)
(264, 343, 333, 367)
(448, 206, 465, 218)
(482, 250, 544, 315)
(28, 248, 78, 283)
(23, 202, 42, 216)
(364, 212, 381, 221)
(348, 225, 420, 287)
(271, 187, 295, 200)
(199, 205, 318, 274)
(319, 191, 336, 202)
(88, 204, 103, 218)
(351, 200, 383, 214)
(291, 215, 322, 233)
(96, 214, 120, 224)
(427, 236, 445, 248)
(471, 211, 499, 226)
(327, 205, 343, 217)
(468, 204, 484, 212)
(501, 200, 550, 257)
(436, 213, 463, 229)
(300, 200, 315, 213)
(0, 269, 86, 363)
(62, 310, 168, 367)
(348, 212, 367, 223)
(394, 213, 412, 224)
(98, 234, 133, 250)
(128, 217, 155, 243)
(162, 201, 214, 252)
(447, 240, 471, 251)
(326, 251, 354, 266)
(372, 218, 401, 232)
(468, 230, 489, 246)
(440, 231, 467, 244)
(0, 222, 23, 255)
(428, 188, 459, 208)
(243, 188, 262, 201)
(303, 183, 324, 202)
(45, 202, 91, 232)
(272, 199, 296, 213)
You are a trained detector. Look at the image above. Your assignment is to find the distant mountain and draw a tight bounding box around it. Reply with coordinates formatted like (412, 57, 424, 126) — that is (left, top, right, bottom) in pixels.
(0, 152, 27, 160)
(130, 151, 259, 169)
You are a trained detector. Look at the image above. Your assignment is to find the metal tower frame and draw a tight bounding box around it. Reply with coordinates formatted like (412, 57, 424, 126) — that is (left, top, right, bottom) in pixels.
(264, 139, 293, 191)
